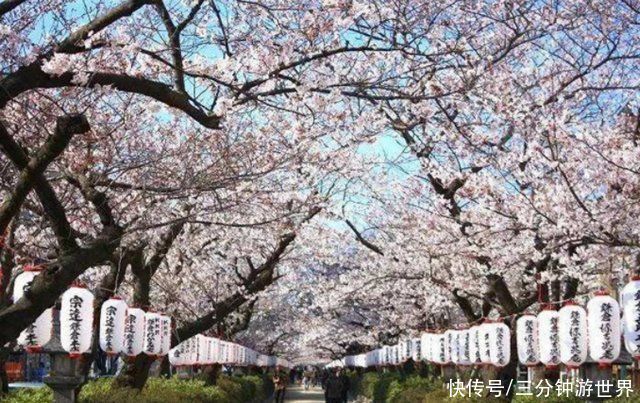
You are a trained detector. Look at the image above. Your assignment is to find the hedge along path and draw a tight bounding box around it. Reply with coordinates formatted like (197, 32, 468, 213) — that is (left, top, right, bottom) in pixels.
(283, 385, 326, 402)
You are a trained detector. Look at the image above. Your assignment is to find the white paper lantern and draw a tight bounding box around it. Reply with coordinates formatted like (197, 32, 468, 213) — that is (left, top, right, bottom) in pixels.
(60, 286, 94, 357)
(448, 330, 460, 364)
(587, 292, 621, 364)
(186, 338, 196, 364)
(211, 338, 220, 363)
(158, 314, 172, 356)
(538, 309, 561, 367)
(99, 297, 127, 355)
(469, 326, 482, 365)
(168, 346, 183, 366)
(202, 337, 211, 364)
(444, 330, 454, 364)
(516, 315, 539, 366)
(622, 278, 640, 359)
(433, 334, 447, 364)
(420, 333, 431, 362)
(143, 312, 162, 356)
(412, 338, 422, 361)
(622, 277, 640, 308)
(218, 340, 228, 363)
(559, 303, 588, 368)
(478, 323, 492, 364)
(377, 347, 386, 365)
(458, 330, 471, 365)
(123, 308, 145, 356)
(489, 323, 510, 367)
(18, 308, 53, 352)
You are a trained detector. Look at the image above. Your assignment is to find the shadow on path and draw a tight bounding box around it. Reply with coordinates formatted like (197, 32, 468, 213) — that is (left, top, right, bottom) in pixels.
(283, 385, 326, 402)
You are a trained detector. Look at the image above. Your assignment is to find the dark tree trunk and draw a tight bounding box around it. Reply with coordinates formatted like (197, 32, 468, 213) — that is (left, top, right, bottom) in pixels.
(0, 353, 8, 395)
(202, 364, 221, 385)
(117, 355, 155, 390)
(159, 356, 171, 378)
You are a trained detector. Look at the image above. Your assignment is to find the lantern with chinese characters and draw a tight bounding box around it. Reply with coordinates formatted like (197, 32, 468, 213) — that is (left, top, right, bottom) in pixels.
(18, 308, 53, 352)
(201, 337, 211, 364)
(402, 339, 412, 362)
(432, 334, 447, 364)
(587, 292, 621, 364)
(378, 347, 387, 366)
(99, 297, 127, 355)
(123, 307, 145, 356)
(622, 277, 640, 359)
(143, 312, 162, 356)
(444, 330, 455, 364)
(158, 314, 172, 356)
(559, 303, 588, 368)
(622, 277, 640, 308)
(60, 286, 94, 357)
(218, 340, 228, 363)
(537, 309, 561, 367)
(488, 323, 510, 367)
(412, 338, 421, 361)
(469, 326, 482, 365)
(168, 344, 184, 366)
(516, 315, 539, 366)
(478, 323, 492, 364)
(458, 329, 471, 365)
(210, 338, 220, 363)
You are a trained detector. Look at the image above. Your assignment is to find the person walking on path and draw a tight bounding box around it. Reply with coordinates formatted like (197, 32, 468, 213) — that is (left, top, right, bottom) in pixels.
(324, 368, 345, 403)
(273, 369, 288, 403)
(338, 369, 350, 403)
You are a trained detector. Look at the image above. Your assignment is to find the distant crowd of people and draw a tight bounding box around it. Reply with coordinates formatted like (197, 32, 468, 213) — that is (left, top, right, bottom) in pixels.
(272, 366, 350, 403)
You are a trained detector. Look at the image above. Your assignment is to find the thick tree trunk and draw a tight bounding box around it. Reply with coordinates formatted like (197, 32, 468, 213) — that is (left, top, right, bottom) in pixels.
(0, 354, 8, 395)
(159, 356, 171, 378)
(116, 355, 155, 390)
(202, 364, 221, 385)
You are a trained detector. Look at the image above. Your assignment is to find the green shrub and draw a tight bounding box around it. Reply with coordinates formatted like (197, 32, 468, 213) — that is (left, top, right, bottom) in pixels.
(2, 374, 267, 403)
(387, 375, 437, 403)
(360, 372, 381, 399)
(215, 375, 244, 402)
(2, 387, 52, 403)
(370, 372, 402, 403)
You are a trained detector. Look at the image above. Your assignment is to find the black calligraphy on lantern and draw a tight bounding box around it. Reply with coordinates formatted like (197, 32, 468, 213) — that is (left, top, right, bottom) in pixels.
(599, 302, 615, 360)
(633, 290, 640, 351)
(549, 316, 560, 364)
(104, 305, 117, 351)
(569, 310, 583, 362)
(473, 331, 481, 362)
(483, 330, 491, 360)
(495, 326, 506, 365)
(145, 316, 157, 353)
(524, 320, 537, 362)
(25, 323, 37, 346)
(124, 314, 137, 354)
(67, 295, 84, 352)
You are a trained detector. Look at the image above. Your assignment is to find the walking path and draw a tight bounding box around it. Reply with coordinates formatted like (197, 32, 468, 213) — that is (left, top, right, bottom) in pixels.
(284, 385, 325, 402)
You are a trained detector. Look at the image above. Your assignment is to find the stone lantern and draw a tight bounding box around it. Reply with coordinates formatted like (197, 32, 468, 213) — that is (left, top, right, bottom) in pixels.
(42, 308, 88, 403)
